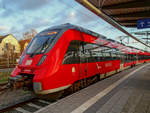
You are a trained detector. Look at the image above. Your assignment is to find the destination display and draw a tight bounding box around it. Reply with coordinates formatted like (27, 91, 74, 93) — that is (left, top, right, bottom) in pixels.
(137, 18, 150, 29)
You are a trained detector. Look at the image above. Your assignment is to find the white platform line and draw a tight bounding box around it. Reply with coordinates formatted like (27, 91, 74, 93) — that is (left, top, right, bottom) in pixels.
(27, 103, 42, 109)
(71, 63, 150, 113)
(15, 107, 31, 113)
(38, 99, 50, 105)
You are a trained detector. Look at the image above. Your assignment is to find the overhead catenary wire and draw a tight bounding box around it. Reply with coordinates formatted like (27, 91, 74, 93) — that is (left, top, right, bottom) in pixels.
(58, 0, 149, 51)
(75, 0, 150, 50)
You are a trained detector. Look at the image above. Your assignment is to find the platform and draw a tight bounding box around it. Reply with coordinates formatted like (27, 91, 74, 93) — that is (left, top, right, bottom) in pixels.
(36, 63, 150, 113)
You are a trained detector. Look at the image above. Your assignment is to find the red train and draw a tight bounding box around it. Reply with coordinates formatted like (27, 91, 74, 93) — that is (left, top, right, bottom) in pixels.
(9, 23, 150, 95)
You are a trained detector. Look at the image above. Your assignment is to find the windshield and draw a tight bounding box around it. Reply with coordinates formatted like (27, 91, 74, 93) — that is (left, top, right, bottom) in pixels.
(26, 30, 59, 54)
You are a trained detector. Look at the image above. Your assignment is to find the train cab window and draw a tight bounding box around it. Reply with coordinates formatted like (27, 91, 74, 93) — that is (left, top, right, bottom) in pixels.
(26, 30, 60, 54)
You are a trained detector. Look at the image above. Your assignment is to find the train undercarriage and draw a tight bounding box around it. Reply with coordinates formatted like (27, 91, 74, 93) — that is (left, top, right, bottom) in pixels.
(7, 63, 141, 100)
(9, 74, 34, 90)
(8, 72, 101, 100)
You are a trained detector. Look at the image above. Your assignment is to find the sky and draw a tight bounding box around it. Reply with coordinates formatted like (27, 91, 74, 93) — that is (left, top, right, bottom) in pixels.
(0, 0, 149, 51)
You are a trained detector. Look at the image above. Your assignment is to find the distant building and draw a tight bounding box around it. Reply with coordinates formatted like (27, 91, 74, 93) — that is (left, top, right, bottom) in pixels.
(19, 38, 31, 53)
(0, 34, 21, 57)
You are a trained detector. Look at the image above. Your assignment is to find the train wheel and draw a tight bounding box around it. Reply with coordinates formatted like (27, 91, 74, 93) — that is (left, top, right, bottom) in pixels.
(63, 85, 73, 96)
(92, 76, 98, 83)
(64, 81, 81, 95)
(86, 78, 92, 86)
(97, 75, 100, 81)
(116, 69, 118, 73)
(73, 81, 80, 92)
(80, 79, 86, 89)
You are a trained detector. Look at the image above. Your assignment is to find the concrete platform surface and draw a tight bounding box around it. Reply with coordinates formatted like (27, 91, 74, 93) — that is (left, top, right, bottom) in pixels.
(35, 63, 150, 113)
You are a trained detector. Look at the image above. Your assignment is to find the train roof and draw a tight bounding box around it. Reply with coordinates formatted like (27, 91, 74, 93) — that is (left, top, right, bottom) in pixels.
(45, 23, 150, 55)
(46, 23, 107, 39)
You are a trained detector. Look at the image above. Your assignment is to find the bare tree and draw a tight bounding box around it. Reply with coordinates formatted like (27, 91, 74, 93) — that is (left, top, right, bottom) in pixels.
(23, 29, 37, 39)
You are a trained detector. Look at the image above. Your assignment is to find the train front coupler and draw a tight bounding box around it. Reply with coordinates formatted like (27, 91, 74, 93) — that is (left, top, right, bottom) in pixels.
(9, 75, 33, 90)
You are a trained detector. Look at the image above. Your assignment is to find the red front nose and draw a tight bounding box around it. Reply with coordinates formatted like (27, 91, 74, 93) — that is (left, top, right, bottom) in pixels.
(19, 54, 43, 68)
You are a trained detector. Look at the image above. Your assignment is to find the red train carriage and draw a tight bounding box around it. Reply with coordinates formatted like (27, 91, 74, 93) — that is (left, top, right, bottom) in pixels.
(9, 23, 150, 95)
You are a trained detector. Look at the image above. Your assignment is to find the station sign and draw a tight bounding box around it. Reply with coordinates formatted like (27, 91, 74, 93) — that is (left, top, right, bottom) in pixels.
(137, 18, 150, 29)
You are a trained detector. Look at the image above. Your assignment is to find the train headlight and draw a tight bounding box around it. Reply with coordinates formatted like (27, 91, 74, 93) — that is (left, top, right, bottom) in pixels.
(37, 55, 47, 66)
(19, 56, 24, 65)
(34, 82, 42, 92)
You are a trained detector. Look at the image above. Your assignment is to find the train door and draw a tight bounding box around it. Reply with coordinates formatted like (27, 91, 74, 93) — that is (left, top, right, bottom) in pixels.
(63, 39, 88, 82)
(80, 42, 100, 82)
(62, 40, 81, 81)
(78, 40, 90, 88)
(79, 42, 88, 79)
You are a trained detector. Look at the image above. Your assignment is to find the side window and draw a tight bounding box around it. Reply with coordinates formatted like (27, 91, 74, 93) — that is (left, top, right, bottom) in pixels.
(62, 40, 122, 64)
(111, 53, 117, 59)
(63, 40, 81, 64)
(83, 43, 102, 62)
(101, 46, 113, 61)
(103, 52, 111, 60)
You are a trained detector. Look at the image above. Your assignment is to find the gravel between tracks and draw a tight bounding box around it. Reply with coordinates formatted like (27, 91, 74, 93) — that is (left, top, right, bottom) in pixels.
(0, 89, 36, 110)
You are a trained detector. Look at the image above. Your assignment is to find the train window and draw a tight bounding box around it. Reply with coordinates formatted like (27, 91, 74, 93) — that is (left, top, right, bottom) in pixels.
(131, 54, 136, 61)
(83, 42, 105, 62)
(63, 40, 123, 64)
(63, 40, 81, 64)
(116, 54, 121, 60)
(84, 43, 99, 51)
(66, 40, 81, 52)
(26, 30, 59, 54)
(102, 52, 111, 60)
(111, 53, 117, 59)
(82, 50, 91, 62)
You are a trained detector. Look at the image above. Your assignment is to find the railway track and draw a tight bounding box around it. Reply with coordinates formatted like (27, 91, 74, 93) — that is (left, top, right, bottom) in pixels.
(0, 71, 124, 113)
(0, 78, 101, 113)
(0, 84, 55, 113)
(0, 64, 143, 113)
(0, 83, 9, 95)
(0, 97, 55, 113)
